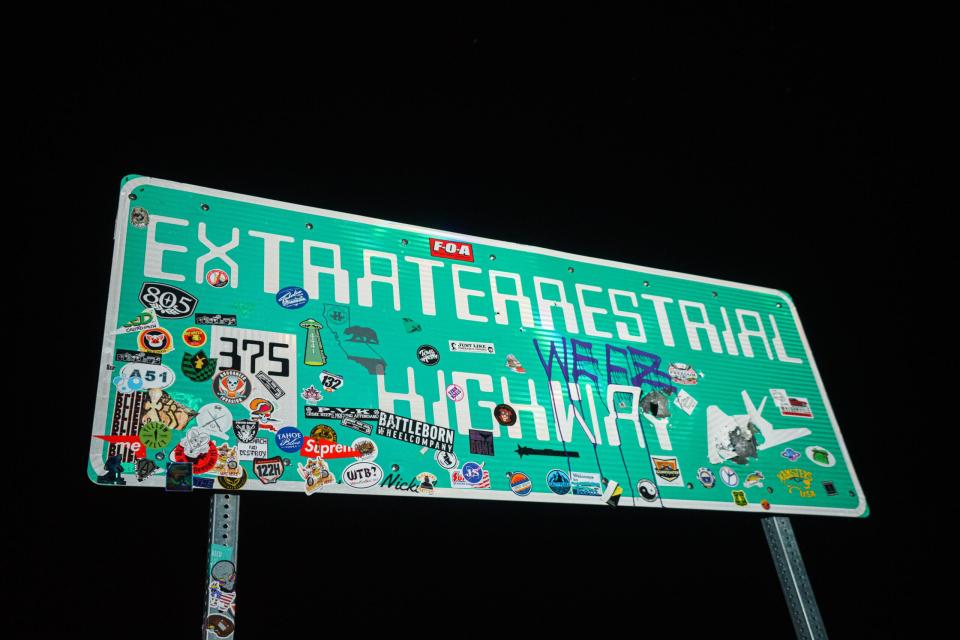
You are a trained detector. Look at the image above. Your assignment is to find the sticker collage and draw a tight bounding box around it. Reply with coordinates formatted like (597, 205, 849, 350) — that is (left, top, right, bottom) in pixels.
(90, 179, 865, 526)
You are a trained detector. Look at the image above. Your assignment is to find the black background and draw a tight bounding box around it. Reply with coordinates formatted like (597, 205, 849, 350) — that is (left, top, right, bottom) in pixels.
(16, 6, 937, 638)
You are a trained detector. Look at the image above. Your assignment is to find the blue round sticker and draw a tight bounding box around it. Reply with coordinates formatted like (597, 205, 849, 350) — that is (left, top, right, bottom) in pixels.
(509, 472, 532, 496)
(462, 462, 484, 485)
(546, 469, 571, 495)
(276, 286, 309, 310)
(275, 427, 304, 453)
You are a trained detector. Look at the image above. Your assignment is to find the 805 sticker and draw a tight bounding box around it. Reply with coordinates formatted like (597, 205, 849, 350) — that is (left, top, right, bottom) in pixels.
(139, 283, 199, 319)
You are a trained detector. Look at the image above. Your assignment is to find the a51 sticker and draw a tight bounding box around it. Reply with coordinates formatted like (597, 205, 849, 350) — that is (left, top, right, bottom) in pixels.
(211, 327, 297, 426)
(139, 282, 199, 319)
(114, 363, 176, 393)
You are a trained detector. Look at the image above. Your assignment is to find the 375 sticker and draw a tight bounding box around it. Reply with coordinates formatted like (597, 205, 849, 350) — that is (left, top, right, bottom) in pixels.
(139, 282, 198, 319)
(211, 326, 297, 425)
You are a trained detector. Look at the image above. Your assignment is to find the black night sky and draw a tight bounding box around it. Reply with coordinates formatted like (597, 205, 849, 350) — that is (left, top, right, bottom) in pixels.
(16, 6, 937, 638)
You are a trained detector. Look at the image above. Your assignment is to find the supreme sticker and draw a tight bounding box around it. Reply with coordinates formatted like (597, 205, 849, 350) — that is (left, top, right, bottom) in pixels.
(429, 238, 474, 262)
(300, 438, 362, 459)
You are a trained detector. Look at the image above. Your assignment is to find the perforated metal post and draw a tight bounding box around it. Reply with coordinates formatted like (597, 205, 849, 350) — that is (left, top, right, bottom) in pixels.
(762, 516, 827, 640)
(203, 493, 240, 639)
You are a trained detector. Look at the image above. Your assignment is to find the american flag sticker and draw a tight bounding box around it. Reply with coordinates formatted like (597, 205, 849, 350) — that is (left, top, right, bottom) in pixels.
(209, 582, 237, 613)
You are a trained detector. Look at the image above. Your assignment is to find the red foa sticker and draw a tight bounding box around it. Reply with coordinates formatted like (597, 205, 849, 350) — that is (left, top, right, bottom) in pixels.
(300, 438, 362, 459)
(429, 238, 474, 262)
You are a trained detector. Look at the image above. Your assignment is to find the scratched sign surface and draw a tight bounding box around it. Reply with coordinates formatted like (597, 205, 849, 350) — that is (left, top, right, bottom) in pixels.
(89, 176, 866, 517)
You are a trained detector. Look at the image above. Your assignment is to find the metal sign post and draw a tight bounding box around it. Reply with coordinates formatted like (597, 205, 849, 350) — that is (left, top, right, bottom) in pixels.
(763, 516, 827, 639)
(203, 493, 240, 639)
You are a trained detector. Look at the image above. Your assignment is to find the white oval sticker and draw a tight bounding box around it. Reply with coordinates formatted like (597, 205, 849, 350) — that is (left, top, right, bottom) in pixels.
(115, 363, 176, 393)
(342, 461, 384, 489)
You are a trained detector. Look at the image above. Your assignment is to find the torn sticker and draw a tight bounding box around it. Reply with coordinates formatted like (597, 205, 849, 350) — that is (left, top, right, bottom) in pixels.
(770, 389, 814, 418)
(674, 389, 698, 415)
(668, 362, 698, 385)
(707, 390, 810, 465)
(506, 353, 526, 373)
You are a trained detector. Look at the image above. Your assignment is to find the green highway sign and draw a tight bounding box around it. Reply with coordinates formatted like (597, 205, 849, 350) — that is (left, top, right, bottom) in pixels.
(89, 176, 866, 517)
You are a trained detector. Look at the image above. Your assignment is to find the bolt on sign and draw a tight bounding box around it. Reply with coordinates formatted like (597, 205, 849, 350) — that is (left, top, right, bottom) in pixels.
(90, 176, 867, 517)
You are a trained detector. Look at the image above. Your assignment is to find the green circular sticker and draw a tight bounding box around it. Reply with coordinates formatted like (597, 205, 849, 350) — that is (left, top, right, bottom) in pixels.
(140, 421, 172, 449)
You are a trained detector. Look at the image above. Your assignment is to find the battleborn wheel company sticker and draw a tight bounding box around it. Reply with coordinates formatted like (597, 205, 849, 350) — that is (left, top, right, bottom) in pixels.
(376, 411, 455, 453)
